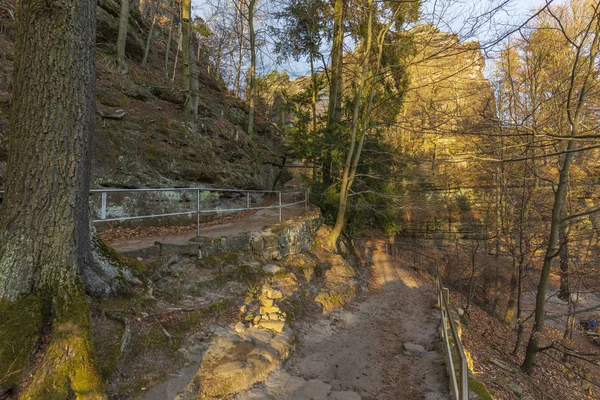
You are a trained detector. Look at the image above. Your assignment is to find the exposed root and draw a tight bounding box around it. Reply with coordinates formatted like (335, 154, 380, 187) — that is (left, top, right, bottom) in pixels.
(104, 311, 131, 375)
(21, 291, 106, 400)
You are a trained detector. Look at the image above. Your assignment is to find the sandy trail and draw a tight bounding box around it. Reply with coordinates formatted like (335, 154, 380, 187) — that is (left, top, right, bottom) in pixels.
(238, 240, 449, 400)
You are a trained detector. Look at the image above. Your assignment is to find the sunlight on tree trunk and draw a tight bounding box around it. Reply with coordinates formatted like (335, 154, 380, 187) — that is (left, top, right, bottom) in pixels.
(522, 8, 600, 372)
(322, 0, 344, 185)
(182, 0, 192, 113)
(142, 3, 158, 68)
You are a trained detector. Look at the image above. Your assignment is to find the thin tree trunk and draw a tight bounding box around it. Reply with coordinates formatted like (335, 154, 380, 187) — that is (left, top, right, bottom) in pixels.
(522, 11, 600, 373)
(522, 143, 576, 373)
(559, 221, 570, 301)
(247, 0, 257, 136)
(322, 0, 345, 185)
(234, 2, 245, 98)
(181, 0, 192, 113)
(164, 1, 174, 77)
(172, 24, 181, 81)
(327, 0, 373, 248)
(309, 49, 318, 136)
(190, 45, 200, 127)
(117, 0, 129, 74)
(0, 0, 104, 395)
(327, 2, 401, 248)
(141, 7, 158, 68)
(504, 258, 519, 323)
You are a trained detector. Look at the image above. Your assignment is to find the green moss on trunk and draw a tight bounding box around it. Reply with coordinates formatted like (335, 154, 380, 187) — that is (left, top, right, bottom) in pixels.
(21, 287, 105, 399)
(0, 295, 43, 392)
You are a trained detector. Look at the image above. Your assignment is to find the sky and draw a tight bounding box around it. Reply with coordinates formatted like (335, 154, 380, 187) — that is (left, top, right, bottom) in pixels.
(193, 0, 551, 80)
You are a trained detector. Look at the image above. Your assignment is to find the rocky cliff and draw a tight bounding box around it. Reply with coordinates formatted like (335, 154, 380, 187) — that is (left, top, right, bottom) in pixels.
(0, 0, 286, 191)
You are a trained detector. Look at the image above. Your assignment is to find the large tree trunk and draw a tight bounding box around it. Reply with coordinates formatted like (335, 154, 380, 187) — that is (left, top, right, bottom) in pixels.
(0, 0, 105, 396)
(247, 0, 257, 136)
(116, 0, 129, 73)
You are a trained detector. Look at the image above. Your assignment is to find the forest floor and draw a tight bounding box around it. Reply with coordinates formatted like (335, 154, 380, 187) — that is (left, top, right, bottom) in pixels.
(388, 237, 600, 400)
(235, 239, 449, 400)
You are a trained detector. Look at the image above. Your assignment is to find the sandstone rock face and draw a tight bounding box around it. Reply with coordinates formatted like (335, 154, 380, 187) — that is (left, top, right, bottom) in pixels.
(236, 369, 363, 400)
(177, 327, 295, 399)
(152, 212, 322, 262)
(251, 213, 322, 260)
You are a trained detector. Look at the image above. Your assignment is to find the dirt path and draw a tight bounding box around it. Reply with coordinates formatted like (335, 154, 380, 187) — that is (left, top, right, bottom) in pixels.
(237, 240, 449, 400)
(106, 205, 306, 254)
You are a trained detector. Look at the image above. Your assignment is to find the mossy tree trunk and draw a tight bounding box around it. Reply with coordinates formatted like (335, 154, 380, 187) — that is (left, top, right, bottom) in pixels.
(117, 0, 129, 73)
(0, 0, 105, 396)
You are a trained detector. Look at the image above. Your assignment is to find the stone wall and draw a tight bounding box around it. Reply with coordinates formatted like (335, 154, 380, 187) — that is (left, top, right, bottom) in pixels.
(192, 211, 322, 260)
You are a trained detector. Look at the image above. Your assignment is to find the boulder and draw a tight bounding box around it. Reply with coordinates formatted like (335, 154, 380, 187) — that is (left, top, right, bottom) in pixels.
(403, 342, 427, 355)
(259, 320, 285, 333)
(263, 264, 286, 275)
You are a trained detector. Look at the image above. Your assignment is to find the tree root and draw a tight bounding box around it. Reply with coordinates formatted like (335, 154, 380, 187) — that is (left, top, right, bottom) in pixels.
(104, 311, 131, 375)
(21, 292, 106, 400)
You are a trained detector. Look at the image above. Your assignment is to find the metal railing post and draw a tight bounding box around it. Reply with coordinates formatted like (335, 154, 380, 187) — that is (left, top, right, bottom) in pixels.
(101, 191, 107, 220)
(460, 359, 469, 400)
(278, 192, 282, 222)
(305, 188, 308, 211)
(247, 192, 250, 209)
(196, 189, 200, 237)
(443, 287, 450, 311)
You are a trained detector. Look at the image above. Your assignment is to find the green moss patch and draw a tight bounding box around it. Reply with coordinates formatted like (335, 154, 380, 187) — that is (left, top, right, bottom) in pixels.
(469, 376, 494, 399)
(0, 295, 43, 392)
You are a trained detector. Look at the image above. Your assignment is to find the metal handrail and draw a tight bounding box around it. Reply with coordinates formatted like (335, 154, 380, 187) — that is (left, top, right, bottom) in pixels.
(436, 265, 469, 400)
(0, 187, 310, 237)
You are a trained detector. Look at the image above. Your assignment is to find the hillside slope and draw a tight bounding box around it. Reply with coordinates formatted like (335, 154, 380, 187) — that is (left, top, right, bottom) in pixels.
(0, 1, 286, 190)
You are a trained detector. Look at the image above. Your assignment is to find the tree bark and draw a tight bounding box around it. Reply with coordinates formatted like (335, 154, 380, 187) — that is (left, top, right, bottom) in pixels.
(181, 0, 192, 113)
(247, 0, 257, 136)
(164, 2, 174, 78)
(322, 0, 344, 185)
(141, 4, 158, 68)
(504, 258, 519, 323)
(326, 0, 373, 249)
(327, 1, 401, 249)
(0, 0, 105, 395)
(522, 144, 575, 373)
(234, 2, 245, 98)
(117, 0, 129, 74)
(558, 221, 570, 301)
